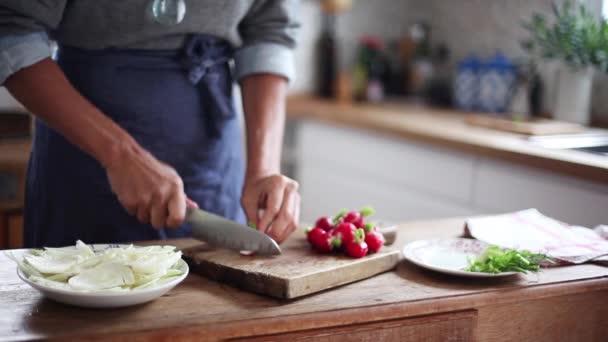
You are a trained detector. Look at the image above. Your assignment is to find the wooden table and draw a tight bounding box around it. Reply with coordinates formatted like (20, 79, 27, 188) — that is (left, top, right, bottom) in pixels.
(1, 218, 607, 341)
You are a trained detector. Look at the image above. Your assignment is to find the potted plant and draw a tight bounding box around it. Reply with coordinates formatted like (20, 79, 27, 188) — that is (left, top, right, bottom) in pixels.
(522, 0, 608, 125)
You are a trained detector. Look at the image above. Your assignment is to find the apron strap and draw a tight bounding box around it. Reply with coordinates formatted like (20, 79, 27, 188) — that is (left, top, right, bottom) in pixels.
(181, 35, 235, 138)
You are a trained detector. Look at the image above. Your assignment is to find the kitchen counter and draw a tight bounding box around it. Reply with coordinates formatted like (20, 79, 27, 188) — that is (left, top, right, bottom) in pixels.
(286, 95, 608, 184)
(2, 218, 607, 341)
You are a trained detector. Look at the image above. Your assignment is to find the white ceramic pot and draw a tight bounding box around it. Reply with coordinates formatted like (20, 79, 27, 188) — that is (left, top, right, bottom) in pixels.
(554, 65, 594, 125)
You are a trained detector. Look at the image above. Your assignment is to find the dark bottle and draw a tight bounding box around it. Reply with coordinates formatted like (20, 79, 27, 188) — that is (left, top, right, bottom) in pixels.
(408, 22, 434, 97)
(529, 73, 543, 117)
(383, 40, 406, 96)
(317, 13, 337, 98)
(426, 44, 453, 107)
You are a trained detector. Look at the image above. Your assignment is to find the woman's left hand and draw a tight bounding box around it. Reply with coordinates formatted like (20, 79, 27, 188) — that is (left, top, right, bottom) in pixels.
(241, 174, 301, 244)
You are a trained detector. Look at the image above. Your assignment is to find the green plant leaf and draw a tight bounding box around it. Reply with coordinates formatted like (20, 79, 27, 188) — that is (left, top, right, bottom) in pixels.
(522, 0, 608, 72)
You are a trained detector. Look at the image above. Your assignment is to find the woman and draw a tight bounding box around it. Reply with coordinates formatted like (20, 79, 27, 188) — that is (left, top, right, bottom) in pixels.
(0, 0, 301, 247)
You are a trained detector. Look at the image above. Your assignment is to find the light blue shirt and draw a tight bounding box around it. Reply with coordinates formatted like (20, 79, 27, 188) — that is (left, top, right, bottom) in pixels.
(0, 32, 52, 84)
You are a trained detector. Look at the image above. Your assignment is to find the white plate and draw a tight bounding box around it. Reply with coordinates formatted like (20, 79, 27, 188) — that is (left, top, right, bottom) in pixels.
(16, 245, 189, 308)
(402, 238, 519, 278)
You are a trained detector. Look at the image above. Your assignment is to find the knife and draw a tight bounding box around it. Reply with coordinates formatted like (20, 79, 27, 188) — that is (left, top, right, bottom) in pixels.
(185, 207, 281, 255)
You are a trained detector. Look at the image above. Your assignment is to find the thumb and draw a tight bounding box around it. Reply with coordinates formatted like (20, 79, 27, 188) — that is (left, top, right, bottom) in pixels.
(186, 197, 199, 208)
(241, 193, 262, 229)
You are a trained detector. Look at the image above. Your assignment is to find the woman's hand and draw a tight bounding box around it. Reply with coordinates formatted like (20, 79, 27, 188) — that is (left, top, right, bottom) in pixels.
(105, 145, 187, 229)
(241, 174, 301, 244)
(5, 59, 191, 230)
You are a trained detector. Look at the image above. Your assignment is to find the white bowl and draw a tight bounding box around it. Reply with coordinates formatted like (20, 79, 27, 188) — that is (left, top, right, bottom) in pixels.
(17, 257, 189, 309)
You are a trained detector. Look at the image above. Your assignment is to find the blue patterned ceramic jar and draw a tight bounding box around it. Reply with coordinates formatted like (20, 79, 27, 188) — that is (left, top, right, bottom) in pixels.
(454, 55, 482, 111)
(478, 52, 516, 113)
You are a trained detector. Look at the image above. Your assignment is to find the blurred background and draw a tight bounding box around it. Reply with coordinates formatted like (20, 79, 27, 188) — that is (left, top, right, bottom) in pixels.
(291, 0, 608, 118)
(1, 0, 608, 248)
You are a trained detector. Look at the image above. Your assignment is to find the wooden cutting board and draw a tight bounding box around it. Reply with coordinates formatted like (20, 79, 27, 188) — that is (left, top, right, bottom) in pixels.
(465, 114, 585, 135)
(180, 229, 401, 299)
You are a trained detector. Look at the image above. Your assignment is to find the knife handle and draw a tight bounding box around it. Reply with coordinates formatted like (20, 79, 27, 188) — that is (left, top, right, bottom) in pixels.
(379, 225, 397, 246)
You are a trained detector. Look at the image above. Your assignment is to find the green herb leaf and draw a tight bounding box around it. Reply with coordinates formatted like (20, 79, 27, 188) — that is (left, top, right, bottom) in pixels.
(359, 206, 376, 217)
(333, 209, 348, 224)
(466, 245, 554, 274)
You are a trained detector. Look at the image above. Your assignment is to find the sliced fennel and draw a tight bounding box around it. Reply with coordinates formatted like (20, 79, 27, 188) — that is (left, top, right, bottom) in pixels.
(9, 240, 184, 292)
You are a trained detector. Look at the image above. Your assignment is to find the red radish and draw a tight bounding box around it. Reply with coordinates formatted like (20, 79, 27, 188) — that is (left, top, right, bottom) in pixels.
(307, 227, 326, 245)
(344, 211, 366, 228)
(345, 227, 368, 258)
(343, 207, 376, 228)
(315, 216, 334, 232)
(346, 241, 368, 258)
(312, 232, 334, 253)
(364, 223, 378, 233)
(365, 231, 385, 253)
(331, 222, 358, 248)
(343, 211, 361, 224)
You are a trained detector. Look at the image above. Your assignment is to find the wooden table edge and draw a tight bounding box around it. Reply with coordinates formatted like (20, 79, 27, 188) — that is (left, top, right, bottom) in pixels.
(47, 275, 608, 342)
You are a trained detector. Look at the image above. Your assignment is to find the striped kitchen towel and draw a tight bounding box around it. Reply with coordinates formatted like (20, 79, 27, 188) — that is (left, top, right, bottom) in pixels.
(464, 209, 608, 265)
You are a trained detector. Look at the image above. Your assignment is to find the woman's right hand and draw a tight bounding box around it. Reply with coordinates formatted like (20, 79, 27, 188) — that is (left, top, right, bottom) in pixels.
(105, 145, 187, 229)
(4, 58, 191, 229)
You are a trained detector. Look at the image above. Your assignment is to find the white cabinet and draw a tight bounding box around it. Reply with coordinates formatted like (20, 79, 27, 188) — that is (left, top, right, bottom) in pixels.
(293, 121, 479, 223)
(473, 159, 608, 227)
(289, 119, 608, 227)
(299, 163, 477, 222)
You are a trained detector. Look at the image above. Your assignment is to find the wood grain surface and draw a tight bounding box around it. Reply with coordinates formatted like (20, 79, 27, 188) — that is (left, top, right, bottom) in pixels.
(232, 310, 477, 342)
(286, 95, 608, 184)
(464, 114, 585, 135)
(1, 218, 607, 341)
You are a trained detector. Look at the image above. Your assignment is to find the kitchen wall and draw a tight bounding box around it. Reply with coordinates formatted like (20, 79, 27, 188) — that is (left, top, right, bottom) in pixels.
(292, 0, 418, 93)
(292, 0, 608, 120)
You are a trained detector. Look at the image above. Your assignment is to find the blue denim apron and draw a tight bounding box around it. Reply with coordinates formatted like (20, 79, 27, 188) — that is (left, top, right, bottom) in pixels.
(24, 35, 245, 247)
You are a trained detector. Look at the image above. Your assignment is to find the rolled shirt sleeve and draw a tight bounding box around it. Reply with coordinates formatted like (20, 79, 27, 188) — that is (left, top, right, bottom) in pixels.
(234, 0, 300, 83)
(0, 32, 52, 84)
(0, 1, 67, 84)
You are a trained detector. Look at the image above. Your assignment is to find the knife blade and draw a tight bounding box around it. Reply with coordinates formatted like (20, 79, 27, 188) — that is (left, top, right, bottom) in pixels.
(185, 207, 281, 255)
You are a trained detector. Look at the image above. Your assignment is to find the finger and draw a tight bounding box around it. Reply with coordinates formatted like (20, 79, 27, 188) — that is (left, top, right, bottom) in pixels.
(293, 193, 301, 228)
(258, 183, 285, 233)
(186, 197, 199, 209)
(136, 203, 151, 224)
(287, 194, 301, 241)
(124, 202, 137, 216)
(277, 222, 298, 245)
(121, 195, 138, 216)
(277, 191, 300, 243)
(150, 196, 169, 230)
(273, 187, 298, 243)
(241, 191, 261, 228)
(167, 190, 187, 228)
